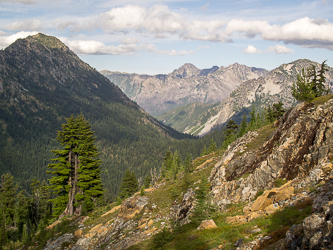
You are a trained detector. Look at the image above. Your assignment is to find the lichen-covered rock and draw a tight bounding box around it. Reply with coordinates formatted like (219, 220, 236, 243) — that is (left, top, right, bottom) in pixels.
(44, 233, 74, 250)
(281, 180, 333, 249)
(210, 99, 333, 211)
(197, 219, 217, 230)
(170, 188, 196, 226)
(118, 196, 149, 222)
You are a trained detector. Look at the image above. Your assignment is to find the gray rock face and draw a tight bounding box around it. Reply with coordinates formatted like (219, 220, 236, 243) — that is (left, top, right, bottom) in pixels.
(170, 188, 196, 226)
(209, 98, 333, 211)
(182, 59, 333, 136)
(101, 63, 267, 116)
(283, 183, 333, 250)
(44, 233, 74, 250)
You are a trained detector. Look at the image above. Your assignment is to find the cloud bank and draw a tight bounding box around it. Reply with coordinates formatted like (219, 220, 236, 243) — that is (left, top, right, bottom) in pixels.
(54, 5, 333, 51)
(0, 31, 38, 49)
(244, 44, 294, 54)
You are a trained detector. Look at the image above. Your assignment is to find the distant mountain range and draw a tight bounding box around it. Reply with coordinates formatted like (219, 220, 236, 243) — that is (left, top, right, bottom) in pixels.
(101, 63, 268, 116)
(157, 59, 333, 136)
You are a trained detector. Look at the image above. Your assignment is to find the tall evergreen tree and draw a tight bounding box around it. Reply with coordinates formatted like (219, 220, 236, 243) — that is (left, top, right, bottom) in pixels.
(272, 101, 285, 120)
(0, 174, 17, 227)
(248, 106, 257, 131)
(184, 154, 193, 173)
(238, 113, 247, 137)
(292, 61, 329, 101)
(118, 170, 138, 199)
(48, 114, 103, 218)
(207, 138, 217, 154)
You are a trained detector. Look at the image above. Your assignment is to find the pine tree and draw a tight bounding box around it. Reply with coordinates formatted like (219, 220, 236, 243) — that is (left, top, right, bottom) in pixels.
(238, 113, 247, 137)
(223, 119, 238, 148)
(225, 119, 239, 138)
(161, 151, 173, 177)
(118, 170, 138, 199)
(143, 175, 152, 189)
(272, 101, 285, 120)
(248, 106, 256, 131)
(200, 145, 207, 156)
(316, 60, 329, 96)
(267, 105, 274, 123)
(48, 114, 104, 218)
(208, 138, 217, 154)
(192, 176, 216, 224)
(292, 61, 329, 101)
(15, 191, 30, 236)
(184, 154, 193, 173)
(0, 174, 17, 227)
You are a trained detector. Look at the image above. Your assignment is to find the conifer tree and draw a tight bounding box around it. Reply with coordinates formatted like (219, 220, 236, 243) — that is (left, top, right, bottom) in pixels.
(292, 61, 329, 101)
(118, 170, 138, 199)
(200, 145, 207, 156)
(192, 176, 216, 224)
(238, 113, 247, 137)
(143, 175, 152, 189)
(272, 101, 285, 120)
(208, 138, 217, 154)
(248, 106, 257, 131)
(161, 151, 173, 177)
(184, 154, 193, 173)
(48, 114, 104, 218)
(223, 119, 239, 148)
(0, 174, 17, 226)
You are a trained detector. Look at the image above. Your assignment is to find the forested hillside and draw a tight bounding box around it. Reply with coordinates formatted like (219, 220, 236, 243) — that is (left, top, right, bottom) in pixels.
(0, 33, 226, 200)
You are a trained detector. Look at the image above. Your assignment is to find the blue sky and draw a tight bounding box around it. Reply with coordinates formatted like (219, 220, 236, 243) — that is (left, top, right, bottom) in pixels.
(0, 0, 332, 74)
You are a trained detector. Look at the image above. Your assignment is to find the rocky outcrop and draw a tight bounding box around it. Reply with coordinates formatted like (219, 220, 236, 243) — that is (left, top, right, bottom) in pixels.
(210, 98, 333, 212)
(282, 180, 333, 250)
(197, 219, 217, 230)
(170, 188, 196, 226)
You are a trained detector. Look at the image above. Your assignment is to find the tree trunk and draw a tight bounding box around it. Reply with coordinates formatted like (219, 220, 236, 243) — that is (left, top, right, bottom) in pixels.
(61, 149, 75, 218)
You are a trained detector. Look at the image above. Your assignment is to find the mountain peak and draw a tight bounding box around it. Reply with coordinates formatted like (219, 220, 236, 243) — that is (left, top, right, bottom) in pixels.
(170, 63, 201, 79)
(28, 33, 69, 50)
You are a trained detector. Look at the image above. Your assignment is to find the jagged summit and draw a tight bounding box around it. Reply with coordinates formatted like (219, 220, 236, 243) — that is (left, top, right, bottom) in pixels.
(102, 63, 267, 116)
(31, 33, 69, 50)
(169, 63, 201, 78)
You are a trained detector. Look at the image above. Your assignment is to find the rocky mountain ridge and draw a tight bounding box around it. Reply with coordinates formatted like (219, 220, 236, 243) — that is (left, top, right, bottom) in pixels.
(42, 95, 333, 250)
(101, 63, 268, 116)
(177, 59, 333, 136)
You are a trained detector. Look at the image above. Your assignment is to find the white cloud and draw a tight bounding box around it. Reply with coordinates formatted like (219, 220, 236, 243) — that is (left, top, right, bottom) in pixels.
(0, 0, 36, 3)
(268, 44, 294, 54)
(0, 31, 38, 49)
(227, 17, 333, 50)
(244, 45, 260, 54)
(141, 43, 195, 56)
(121, 37, 140, 44)
(197, 45, 210, 50)
(58, 38, 194, 56)
(57, 4, 227, 42)
(59, 38, 139, 55)
(0, 30, 7, 36)
(200, 2, 209, 11)
(244, 44, 294, 54)
(6, 19, 42, 31)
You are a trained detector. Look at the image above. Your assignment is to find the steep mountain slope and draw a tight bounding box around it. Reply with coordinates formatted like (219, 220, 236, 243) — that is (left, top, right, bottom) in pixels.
(40, 95, 333, 250)
(101, 63, 268, 116)
(178, 59, 333, 136)
(157, 102, 218, 134)
(0, 33, 194, 198)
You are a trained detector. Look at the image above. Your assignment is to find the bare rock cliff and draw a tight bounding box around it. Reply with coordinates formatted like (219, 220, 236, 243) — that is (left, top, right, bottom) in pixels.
(209, 98, 333, 210)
